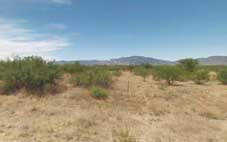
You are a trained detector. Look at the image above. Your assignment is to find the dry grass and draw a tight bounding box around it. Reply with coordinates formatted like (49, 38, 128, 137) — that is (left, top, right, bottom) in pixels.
(0, 71, 227, 142)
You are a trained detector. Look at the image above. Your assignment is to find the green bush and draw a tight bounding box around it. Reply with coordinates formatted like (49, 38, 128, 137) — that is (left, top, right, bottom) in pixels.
(72, 72, 93, 87)
(91, 86, 108, 99)
(60, 62, 86, 74)
(0, 56, 60, 94)
(154, 66, 182, 85)
(142, 63, 153, 69)
(176, 70, 193, 81)
(218, 70, 227, 84)
(71, 68, 112, 88)
(127, 65, 136, 71)
(133, 67, 150, 82)
(93, 69, 112, 88)
(193, 69, 209, 84)
(178, 58, 199, 72)
(111, 70, 122, 77)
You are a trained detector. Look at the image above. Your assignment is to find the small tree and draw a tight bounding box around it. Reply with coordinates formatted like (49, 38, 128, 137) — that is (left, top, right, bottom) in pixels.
(133, 67, 150, 82)
(218, 69, 227, 84)
(193, 69, 209, 84)
(154, 66, 182, 85)
(178, 58, 199, 72)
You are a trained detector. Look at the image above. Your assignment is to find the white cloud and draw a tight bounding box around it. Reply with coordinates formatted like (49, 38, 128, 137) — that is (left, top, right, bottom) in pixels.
(0, 18, 70, 59)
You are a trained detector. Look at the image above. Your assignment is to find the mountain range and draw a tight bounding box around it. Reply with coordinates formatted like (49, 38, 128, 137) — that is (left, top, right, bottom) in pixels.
(56, 56, 227, 65)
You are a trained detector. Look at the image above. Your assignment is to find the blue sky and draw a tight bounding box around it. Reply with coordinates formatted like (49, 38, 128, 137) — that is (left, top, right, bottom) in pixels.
(0, 0, 227, 60)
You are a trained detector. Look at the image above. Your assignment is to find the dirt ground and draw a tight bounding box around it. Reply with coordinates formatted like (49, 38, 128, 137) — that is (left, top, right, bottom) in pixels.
(0, 71, 227, 142)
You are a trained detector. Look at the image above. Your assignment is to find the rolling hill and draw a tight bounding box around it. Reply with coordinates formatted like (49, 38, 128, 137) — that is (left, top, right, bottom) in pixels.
(56, 56, 227, 65)
(197, 56, 227, 65)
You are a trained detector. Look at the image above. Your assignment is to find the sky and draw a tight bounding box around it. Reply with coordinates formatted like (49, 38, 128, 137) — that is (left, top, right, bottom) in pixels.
(0, 0, 227, 61)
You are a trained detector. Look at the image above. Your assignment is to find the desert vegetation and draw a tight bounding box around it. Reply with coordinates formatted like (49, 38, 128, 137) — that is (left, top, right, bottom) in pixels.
(153, 66, 183, 85)
(71, 67, 113, 88)
(91, 86, 108, 99)
(0, 56, 227, 142)
(218, 69, 227, 84)
(1, 56, 227, 94)
(0, 56, 60, 94)
(193, 69, 209, 84)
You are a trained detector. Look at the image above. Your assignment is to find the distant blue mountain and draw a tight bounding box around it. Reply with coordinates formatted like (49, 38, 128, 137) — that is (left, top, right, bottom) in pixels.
(56, 56, 227, 65)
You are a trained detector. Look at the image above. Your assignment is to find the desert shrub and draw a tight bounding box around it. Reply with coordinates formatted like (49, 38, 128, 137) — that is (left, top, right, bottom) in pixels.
(127, 65, 136, 71)
(0, 61, 5, 80)
(177, 70, 194, 81)
(218, 70, 227, 84)
(199, 65, 226, 73)
(0, 56, 60, 94)
(93, 68, 112, 88)
(91, 86, 108, 99)
(193, 69, 209, 84)
(133, 67, 150, 82)
(142, 63, 153, 69)
(154, 66, 182, 85)
(72, 71, 93, 87)
(71, 68, 112, 88)
(111, 70, 122, 77)
(208, 71, 218, 81)
(178, 58, 199, 72)
(60, 62, 86, 74)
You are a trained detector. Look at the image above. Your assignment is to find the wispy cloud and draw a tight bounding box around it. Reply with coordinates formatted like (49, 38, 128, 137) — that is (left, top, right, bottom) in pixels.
(0, 18, 70, 59)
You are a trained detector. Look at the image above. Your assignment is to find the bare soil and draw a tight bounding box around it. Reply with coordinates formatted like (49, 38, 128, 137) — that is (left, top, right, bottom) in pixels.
(0, 72, 227, 142)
